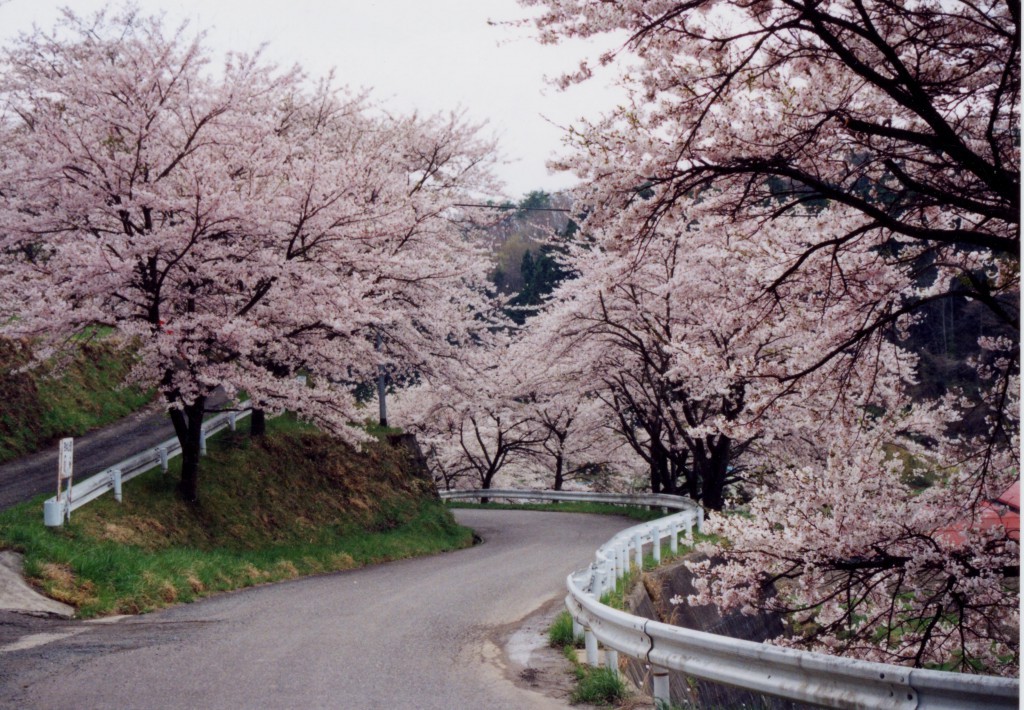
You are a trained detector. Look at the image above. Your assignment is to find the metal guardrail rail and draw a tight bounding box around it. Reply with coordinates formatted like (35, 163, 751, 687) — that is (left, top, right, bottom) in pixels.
(43, 406, 252, 525)
(441, 488, 1020, 709)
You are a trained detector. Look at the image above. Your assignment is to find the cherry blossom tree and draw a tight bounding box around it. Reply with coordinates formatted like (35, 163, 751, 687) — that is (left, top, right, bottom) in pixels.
(390, 337, 547, 499)
(504, 322, 645, 491)
(522, 0, 1018, 259)
(529, 187, 1019, 670)
(0, 8, 498, 503)
(687, 402, 1020, 672)
(236, 83, 498, 441)
(518, 0, 1019, 672)
(520, 0, 1019, 462)
(521, 202, 919, 508)
(518, 394, 633, 491)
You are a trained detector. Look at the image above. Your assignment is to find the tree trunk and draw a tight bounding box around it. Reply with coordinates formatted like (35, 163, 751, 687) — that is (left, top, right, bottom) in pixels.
(553, 453, 564, 491)
(650, 443, 669, 494)
(663, 449, 690, 496)
(250, 408, 266, 438)
(685, 466, 700, 501)
(377, 370, 388, 428)
(375, 330, 388, 427)
(697, 436, 731, 511)
(169, 395, 206, 504)
(480, 470, 494, 505)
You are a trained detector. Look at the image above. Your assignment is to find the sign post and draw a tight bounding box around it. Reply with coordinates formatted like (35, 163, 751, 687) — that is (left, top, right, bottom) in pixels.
(43, 438, 73, 527)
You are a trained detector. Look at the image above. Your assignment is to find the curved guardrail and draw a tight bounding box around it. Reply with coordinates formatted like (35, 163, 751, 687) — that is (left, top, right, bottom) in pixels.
(441, 488, 1019, 709)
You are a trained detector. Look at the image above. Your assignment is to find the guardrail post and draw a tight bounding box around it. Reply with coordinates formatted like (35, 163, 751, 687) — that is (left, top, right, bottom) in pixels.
(652, 665, 670, 706)
(228, 412, 237, 431)
(696, 507, 705, 534)
(652, 527, 662, 563)
(111, 468, 122, 503)
(605, 649, 619, 677)
(584, 627, 599, 666)
(617, 546, 627, 579)
(572, 618, 583, 640)
(199, 426, 207, 456)
(683, 512, 693, 541)
(157, 446, 169, 473)
(669, 521, 679, 554)
(633, 532, 643, 569)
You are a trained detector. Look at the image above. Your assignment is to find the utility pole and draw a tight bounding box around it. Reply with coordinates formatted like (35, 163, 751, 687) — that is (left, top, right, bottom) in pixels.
(376, 330, 388, 428)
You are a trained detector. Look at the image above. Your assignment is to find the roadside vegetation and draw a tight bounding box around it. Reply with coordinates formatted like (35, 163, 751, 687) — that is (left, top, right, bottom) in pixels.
(569, 663, 628, 706)
(550, 609, 627, 706)
(548, 609, 584, 649)
(0, 415, 473, 617)
(0, 337, 154, 464)
(557, 637, 628, 706)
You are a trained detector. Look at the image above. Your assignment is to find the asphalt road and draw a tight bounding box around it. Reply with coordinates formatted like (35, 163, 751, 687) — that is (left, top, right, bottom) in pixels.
(0, 508, 629, 709)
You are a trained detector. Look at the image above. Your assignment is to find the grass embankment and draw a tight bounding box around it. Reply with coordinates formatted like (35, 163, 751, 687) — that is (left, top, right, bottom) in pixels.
(0, 337, 154, 464)
(0, 416, 473, 617)
(446, 500, 667, 522)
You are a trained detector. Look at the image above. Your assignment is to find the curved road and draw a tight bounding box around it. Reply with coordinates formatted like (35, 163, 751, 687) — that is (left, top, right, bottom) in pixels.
(0, 509, 628, 709)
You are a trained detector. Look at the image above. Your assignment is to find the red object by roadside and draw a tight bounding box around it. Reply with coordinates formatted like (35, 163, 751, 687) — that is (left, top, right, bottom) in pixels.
(938, 480, 1019, 545)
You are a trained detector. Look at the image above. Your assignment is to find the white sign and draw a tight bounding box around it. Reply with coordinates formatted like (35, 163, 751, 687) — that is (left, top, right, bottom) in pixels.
(58, 437, 73, 480)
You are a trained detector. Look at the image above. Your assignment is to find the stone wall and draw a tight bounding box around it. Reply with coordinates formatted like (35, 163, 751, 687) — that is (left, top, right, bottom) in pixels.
(621, 554, 818, 709)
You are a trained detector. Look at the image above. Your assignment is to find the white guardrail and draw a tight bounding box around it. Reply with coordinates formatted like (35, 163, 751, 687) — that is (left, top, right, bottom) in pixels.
(43, 406, 252, 526)
(440, 488, 1020, 709)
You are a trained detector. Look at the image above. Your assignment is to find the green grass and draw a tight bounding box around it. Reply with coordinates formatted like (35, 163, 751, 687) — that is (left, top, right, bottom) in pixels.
(446, 500, 668, 522)
(361, 420, 404, 439)
(571, 665, 628, 705)
(555, 619, 629, 706)
(0, 338, 154, 464)
(0, 416, 473, 617)
(549, 609, 585, 648)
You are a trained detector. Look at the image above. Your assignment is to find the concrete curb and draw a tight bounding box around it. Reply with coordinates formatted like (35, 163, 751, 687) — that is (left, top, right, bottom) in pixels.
(0, 551, 75, 618)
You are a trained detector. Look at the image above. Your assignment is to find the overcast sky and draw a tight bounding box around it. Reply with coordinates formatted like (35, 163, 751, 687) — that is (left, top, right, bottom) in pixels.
(0, 0, 623, 200)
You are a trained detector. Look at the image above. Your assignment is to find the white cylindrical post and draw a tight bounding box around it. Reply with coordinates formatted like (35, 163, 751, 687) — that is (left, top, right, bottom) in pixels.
(618, 546, 627, 579)
(572, 618, 583, 640)
(652, 527, 662, 563)
(111, 468, 122, 503)
(696, 507, 705, 534)
(670, 521, 679, 554)
(228, 412, 237, 431)
(199, 426, 207, 456)
(43, 499, 63, 527)
(605, 649, 619, 676)
(652, 666, 670, 706)
(158, 446, 169, 473)
(683, 512, 693, 540)
(584, 628, 599, 666)
(633, 533, 643, 569)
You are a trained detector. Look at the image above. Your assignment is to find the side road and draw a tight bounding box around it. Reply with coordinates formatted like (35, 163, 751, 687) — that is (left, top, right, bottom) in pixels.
(0, 393, 232, 511)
